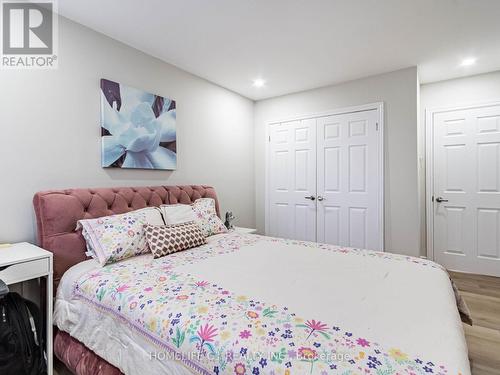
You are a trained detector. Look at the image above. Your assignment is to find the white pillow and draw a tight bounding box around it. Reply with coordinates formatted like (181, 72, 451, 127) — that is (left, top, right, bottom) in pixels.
(160, 199, 227, 237)
(161, 204, 197, 225)
(140, 207, 165, 226)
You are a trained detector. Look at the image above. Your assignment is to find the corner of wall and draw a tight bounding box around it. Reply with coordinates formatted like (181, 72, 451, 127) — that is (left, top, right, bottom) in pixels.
(416, 69, 427, 258)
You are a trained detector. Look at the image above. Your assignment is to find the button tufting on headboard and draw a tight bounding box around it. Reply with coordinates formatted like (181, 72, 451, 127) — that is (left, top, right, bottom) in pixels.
(33, 185, 220, 292)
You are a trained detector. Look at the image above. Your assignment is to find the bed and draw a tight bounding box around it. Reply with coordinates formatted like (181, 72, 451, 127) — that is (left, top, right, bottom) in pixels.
(33, 185, 471, 375)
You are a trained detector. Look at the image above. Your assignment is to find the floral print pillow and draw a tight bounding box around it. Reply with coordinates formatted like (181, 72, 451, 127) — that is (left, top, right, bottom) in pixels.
(77, 207, 164, 266)
(192, 198, 228, 237)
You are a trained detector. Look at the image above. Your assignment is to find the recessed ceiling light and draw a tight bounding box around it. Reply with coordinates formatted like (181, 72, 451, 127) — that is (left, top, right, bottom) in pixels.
(460, 57, 477, 67)
(252, 78, 266, 88)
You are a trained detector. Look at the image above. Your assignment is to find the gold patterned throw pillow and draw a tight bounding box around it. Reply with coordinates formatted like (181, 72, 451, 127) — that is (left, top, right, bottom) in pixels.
(143, 221, 206, 258)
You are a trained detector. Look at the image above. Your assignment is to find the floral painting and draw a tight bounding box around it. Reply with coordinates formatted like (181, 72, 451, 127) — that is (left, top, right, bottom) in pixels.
(100, 78, 176, 170)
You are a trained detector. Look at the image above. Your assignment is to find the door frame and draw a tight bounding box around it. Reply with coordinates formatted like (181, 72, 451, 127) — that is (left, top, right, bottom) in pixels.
(265, 102, 385, 249)
(425, 100, 500, 261)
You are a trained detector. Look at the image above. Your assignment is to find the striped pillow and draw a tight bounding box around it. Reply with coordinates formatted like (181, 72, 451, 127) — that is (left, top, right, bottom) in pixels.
(143, 221, 206, 258)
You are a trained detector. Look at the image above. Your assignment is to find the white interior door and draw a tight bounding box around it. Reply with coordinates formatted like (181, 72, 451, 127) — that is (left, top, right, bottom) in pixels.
(268, 119, 317, 241)
(316, 110, 382, 250)
(432, 103, 500, 276)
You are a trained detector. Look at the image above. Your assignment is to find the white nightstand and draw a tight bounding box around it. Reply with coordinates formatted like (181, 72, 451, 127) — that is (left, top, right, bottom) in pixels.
(0, 242, 53, 375)
(233, 226, 257, 234)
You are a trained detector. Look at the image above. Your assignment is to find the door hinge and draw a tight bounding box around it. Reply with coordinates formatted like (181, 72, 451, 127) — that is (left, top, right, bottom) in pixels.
(268, 135, 271, 142)
(431, 195, 434, 202)
(376, 122, 379, 131)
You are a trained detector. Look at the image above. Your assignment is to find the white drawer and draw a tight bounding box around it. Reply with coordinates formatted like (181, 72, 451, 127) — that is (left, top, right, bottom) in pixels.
(0, 258, 49, 285)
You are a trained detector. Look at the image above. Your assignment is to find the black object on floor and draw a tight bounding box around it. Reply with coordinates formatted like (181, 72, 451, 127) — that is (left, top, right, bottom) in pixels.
(0, 292, 46, 375)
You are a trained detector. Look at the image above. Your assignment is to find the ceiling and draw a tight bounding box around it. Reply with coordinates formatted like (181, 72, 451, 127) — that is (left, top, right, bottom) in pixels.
(58, 0, 500, 100)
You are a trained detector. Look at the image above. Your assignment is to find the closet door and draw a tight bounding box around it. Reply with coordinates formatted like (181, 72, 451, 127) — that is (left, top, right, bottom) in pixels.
(316, 110, 382, 250)
(268, 119, 317, 241)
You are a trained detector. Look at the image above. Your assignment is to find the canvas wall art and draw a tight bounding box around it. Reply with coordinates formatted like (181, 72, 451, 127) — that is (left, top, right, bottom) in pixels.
(100, 78, 177, 170)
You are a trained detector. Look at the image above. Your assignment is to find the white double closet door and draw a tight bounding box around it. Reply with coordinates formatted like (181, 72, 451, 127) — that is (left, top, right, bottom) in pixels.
(268, 108, 383, 251)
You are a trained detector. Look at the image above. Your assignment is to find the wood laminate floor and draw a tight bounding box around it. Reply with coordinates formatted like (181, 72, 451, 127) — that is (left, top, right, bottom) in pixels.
(449, 271, 500, 374)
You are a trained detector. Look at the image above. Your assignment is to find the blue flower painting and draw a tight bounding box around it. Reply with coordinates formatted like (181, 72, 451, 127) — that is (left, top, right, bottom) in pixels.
(101, 79, 176, 170)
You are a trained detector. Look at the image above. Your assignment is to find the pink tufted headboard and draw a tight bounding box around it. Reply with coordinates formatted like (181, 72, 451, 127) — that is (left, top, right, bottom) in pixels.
(33, 185, 220, 290)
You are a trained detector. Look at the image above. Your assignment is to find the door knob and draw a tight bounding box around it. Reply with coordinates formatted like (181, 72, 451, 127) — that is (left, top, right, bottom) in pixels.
(435, 197, 448, 203)
(317, 196, 325, 201)
(304, 195, 316, 201)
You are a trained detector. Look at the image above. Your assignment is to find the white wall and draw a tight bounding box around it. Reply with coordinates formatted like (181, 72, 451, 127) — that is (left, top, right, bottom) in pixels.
(421, 70, 500, 110)
(254, 67, 421, 256)
(0, 16, 255, 243)
(419, 70, 500, 256)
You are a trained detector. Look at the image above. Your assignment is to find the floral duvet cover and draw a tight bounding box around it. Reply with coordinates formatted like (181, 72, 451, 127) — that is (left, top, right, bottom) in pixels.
(55, 232, 470, 375)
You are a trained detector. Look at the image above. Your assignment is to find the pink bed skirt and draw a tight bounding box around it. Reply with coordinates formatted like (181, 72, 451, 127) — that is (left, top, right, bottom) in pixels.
(54, 330, 123, 375)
